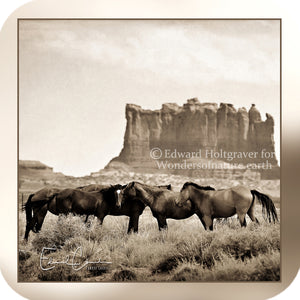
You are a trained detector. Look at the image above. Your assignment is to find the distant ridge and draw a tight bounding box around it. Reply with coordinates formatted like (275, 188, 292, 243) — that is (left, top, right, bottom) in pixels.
(19, 160, 53, 170)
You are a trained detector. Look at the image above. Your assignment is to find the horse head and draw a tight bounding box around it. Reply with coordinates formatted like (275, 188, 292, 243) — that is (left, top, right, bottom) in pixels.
(116, 182, 136, 208)
(100, 184, 123, 207)
(176, 182, 215, 207)
(110, 184, 122, 203)
(176, 182, 192, 207)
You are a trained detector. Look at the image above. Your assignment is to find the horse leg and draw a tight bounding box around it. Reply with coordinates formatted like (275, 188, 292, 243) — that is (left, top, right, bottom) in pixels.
(127, 213, 139, 234)
(157, 215, 167, 231)
(31, 207, 41, 233)
(132, 214, 139, 233)
(209, 218, 214, 231)
(238, 213, 247, 227)
(247, 205, 260, 224)
(84, 214, 95, 228)
(35, 205, 48, 232)
(98, 217, 104, 225)
(24, 213, 38, 239)
(84, 215, 89, 223)
(247, 211, 260, 224)
(202, 215, 213, 231)
(24, 217, 36, 240)
(131, 213, 140, 233)
(197, 215, 207, 230)
(95, 212, 105, 226)
(127, 217, 134, 234)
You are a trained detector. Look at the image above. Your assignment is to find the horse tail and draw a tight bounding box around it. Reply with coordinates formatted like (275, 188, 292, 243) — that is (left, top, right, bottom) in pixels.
(24, 194, 34, 225)
(25, 193, 58, 211)
(251, 190, 278, 223)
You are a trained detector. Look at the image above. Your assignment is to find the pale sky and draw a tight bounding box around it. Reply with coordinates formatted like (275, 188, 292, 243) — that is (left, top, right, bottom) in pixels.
(19, 20, 280, 176)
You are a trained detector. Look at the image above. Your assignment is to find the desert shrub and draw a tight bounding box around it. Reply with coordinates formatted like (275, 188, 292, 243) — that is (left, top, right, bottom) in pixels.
(172, 263, 202, 281)
(171, 251, 280, 281)
(112, 269, 137, 281)
(18, 253, 44, 282)
(152, 255, 182, 274)
(37, 264, 82, 281)
(107, 229, 176, 268)
(30, 214, 90, 250)
(198, 251, 280, 281)
(207, 223, 280, 261)
(19, 250, 31, 261)
(153, 246, 215, 273)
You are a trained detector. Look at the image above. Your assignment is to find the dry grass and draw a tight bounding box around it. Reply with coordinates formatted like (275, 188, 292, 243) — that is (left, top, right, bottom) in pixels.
(18, 205, 280, 282)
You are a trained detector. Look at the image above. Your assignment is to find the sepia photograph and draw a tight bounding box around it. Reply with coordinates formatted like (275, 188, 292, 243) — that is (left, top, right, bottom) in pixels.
(18, 19, 280, 282)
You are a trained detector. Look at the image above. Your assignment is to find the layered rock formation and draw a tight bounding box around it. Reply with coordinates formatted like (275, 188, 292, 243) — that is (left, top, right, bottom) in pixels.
(19, 160, 53, 171)
(109, 98, 278, 173)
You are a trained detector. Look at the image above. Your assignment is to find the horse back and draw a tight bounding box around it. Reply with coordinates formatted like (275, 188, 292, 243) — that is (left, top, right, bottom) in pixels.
(32, 187, 61, 202)
(55, 188, 76, 213)
(229, 185, 253, 203)
(154, 190, 194, 219)
(208, 186, 252, 217)
(71, 189, 103, 214)
(211, 185, 251, 200)
(77, 184, 110, 192)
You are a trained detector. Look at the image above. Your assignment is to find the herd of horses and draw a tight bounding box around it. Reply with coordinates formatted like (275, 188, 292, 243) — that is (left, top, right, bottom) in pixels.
(23, 181, 278, 241)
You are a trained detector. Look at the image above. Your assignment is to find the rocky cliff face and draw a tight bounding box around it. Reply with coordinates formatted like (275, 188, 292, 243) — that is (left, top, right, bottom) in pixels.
(109, 98, 278, 173)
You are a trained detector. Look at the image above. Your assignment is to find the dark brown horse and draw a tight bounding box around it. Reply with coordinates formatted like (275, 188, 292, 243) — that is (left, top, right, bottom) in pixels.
(23, 185, 122, 240)
(76, 184, 110, 192)
(117, 182, 214, 230)
(176, 182, 278, 231)
(76, 184, 111, 222)
(23, 187, 61, 240)
(107, 184, 172, 233)
(24, 184, 172, 240)
(76, 183, 171, 233)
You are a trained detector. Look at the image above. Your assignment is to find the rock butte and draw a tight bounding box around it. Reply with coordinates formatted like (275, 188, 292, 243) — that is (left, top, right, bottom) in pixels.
(107, 98, 278, 178)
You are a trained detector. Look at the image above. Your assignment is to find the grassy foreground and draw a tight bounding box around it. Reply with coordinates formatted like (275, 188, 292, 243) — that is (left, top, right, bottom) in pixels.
(18, 206, 280, 282)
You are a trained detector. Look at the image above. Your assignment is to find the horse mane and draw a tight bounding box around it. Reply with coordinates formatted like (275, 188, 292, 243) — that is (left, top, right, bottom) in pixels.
(127, 181, 136, 189)
(182, 182, 215, 191)
(129, 182, 171, 190)
(129, 182, 167, 204)
(157, 184, 172, 190)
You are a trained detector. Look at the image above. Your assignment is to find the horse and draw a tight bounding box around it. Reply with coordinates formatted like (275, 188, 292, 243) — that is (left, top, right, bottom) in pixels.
(175, 182, 278, 231)
(23, 184, 172, 240)
(76, 184, 111, 222)
(23, 187, 62, 240)
(117, 181, 214, 231)
(23, 185, 122, 240)
(75, 183, 172, 233)
(48, 185, 122, 221)
(23, 185, 106, 239)
(76, 184, 110, 192)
